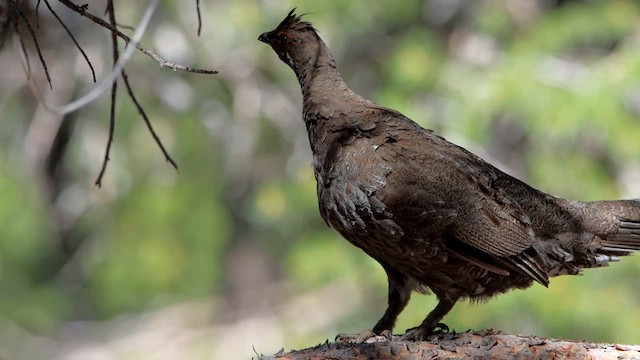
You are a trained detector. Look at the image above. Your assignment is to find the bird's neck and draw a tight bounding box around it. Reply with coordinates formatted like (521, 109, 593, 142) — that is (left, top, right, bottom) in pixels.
(294, 44, 350, 99)
(294, 42, 368, 155)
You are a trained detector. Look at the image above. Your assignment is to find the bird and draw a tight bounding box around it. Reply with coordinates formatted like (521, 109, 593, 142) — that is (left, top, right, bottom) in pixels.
(258, 9, 640, 341)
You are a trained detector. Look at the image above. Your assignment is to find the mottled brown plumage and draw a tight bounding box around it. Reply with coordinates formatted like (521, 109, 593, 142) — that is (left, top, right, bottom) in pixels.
(259, 10, 640, 341)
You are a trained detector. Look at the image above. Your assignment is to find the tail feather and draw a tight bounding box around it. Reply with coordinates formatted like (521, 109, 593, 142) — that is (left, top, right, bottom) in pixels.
(618, 219, 640, 229)
(545, 200, 640, 276)
(587, 254, 620, 267)
(603, 218, 640, 253)
(601, 246, 636, 254)
(579, 200, 640, 253)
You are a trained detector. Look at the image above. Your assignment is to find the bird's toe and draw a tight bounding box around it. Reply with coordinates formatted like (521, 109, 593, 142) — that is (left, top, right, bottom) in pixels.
(400, 323, 450, 341)
(335, 329, 392, 343)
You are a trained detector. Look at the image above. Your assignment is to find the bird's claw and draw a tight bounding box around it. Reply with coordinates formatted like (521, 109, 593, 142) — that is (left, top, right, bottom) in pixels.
(400, 323, 450, 341)
(434, 322, 450, 333)
(335, 329, 393, 343)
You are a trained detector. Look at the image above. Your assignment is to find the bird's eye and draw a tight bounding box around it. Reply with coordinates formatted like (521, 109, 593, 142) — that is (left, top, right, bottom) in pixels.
(278, 33, 288, 42)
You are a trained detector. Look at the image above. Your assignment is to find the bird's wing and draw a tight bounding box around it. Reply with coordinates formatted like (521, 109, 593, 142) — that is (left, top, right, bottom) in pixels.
(371, 110, 549, 285)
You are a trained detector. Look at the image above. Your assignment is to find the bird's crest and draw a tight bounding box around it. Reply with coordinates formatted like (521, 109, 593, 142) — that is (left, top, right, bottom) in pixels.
(275, 8, 316, 33)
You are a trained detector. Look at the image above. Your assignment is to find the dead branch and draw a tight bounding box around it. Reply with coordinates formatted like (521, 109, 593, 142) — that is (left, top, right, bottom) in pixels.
(95, 0, 119, 187)
(259, 330, 640, 360)
(196, 0, 202, 36)
(11, 0, 51, 87)
(56, 0, 217, 75)
(48, 0, 159, 116)
(9, 0, 215, 184)
(43, 0, 96, 82)
(94, 0, 177, 186)
(121, 69, 179, 171)
(12, 11, 32, 76)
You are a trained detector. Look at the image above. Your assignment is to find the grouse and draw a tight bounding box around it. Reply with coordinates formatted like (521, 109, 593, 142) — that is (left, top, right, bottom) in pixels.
(259, 10, 640, 341)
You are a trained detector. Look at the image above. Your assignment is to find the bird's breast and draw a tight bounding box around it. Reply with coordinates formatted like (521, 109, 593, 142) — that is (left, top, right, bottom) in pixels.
(312, 138, 409, 257)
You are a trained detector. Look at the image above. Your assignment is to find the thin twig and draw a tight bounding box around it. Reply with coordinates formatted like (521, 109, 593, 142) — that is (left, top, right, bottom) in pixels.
(43, 0, 96, 82)
(94, 80, 117, 187)
(12, 0, 52, 88)
(121, 69, 179, 170)
(196, 0, 202, 36)
(35, 0, 41, 28)
(0, 3, 11, 49)
(116, 22, 134, 31)
(48, 0, 159, 115)
(95, 0, 119, 187)
(56, 0, 217, 75)
(12, 7, 32, 78)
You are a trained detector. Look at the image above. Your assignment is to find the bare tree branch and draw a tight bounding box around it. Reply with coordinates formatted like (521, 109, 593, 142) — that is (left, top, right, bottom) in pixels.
(12, 14, 32, 77)
(196, 0, 202, 37)
(34, 0, 41, 28)
(95, 0, 119, 187)
(11, 0, 52, 88)
(11, 0, 208, 183)
(56, 0, 217, 75)
(122, 69, 179, 170)
(263, 331, 640, 360)
(43, 0, 96, 82)
(49, 0, 158, 115)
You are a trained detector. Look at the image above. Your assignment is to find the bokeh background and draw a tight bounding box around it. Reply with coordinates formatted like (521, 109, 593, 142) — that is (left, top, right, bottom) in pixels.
(1, 0, 640, 358)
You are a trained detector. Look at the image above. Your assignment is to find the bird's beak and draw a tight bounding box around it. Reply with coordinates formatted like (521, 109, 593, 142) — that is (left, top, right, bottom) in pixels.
(258, 32, 272, 44)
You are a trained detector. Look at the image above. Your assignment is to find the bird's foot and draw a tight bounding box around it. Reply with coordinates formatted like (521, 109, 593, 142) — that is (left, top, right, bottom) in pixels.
(335, 329, 393, 343)
(400, 323, 450, 341)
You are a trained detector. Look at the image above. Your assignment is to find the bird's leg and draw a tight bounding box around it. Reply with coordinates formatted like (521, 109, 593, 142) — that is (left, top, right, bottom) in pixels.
(401, 297, 457, 341)
(336, 265, 412, 343)
(372, 270, 413, 334)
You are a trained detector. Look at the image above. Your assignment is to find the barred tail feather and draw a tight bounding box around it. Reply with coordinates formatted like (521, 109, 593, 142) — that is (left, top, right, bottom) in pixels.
(581, 200, 640, 254)
(603, 218, 640, 253)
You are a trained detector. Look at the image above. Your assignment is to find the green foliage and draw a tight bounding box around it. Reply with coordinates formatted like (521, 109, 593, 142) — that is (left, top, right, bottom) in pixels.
(0, 162, 66, 332)
(89, 180, 230, 316)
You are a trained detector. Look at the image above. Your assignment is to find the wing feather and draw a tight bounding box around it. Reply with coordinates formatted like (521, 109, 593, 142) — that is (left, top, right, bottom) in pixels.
(374, 109, 549, 285)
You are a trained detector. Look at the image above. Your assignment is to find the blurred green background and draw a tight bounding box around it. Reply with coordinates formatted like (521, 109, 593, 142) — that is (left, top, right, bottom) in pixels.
(1, 0, 640, 358)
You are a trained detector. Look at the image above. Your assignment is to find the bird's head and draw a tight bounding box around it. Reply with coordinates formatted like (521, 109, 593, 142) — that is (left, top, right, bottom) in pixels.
(258, 9, 322, 71)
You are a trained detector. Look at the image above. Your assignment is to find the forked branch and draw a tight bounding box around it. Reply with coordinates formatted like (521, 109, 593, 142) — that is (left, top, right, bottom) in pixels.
(9, 0, 215, 185)
(56, 0, 217, 75)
